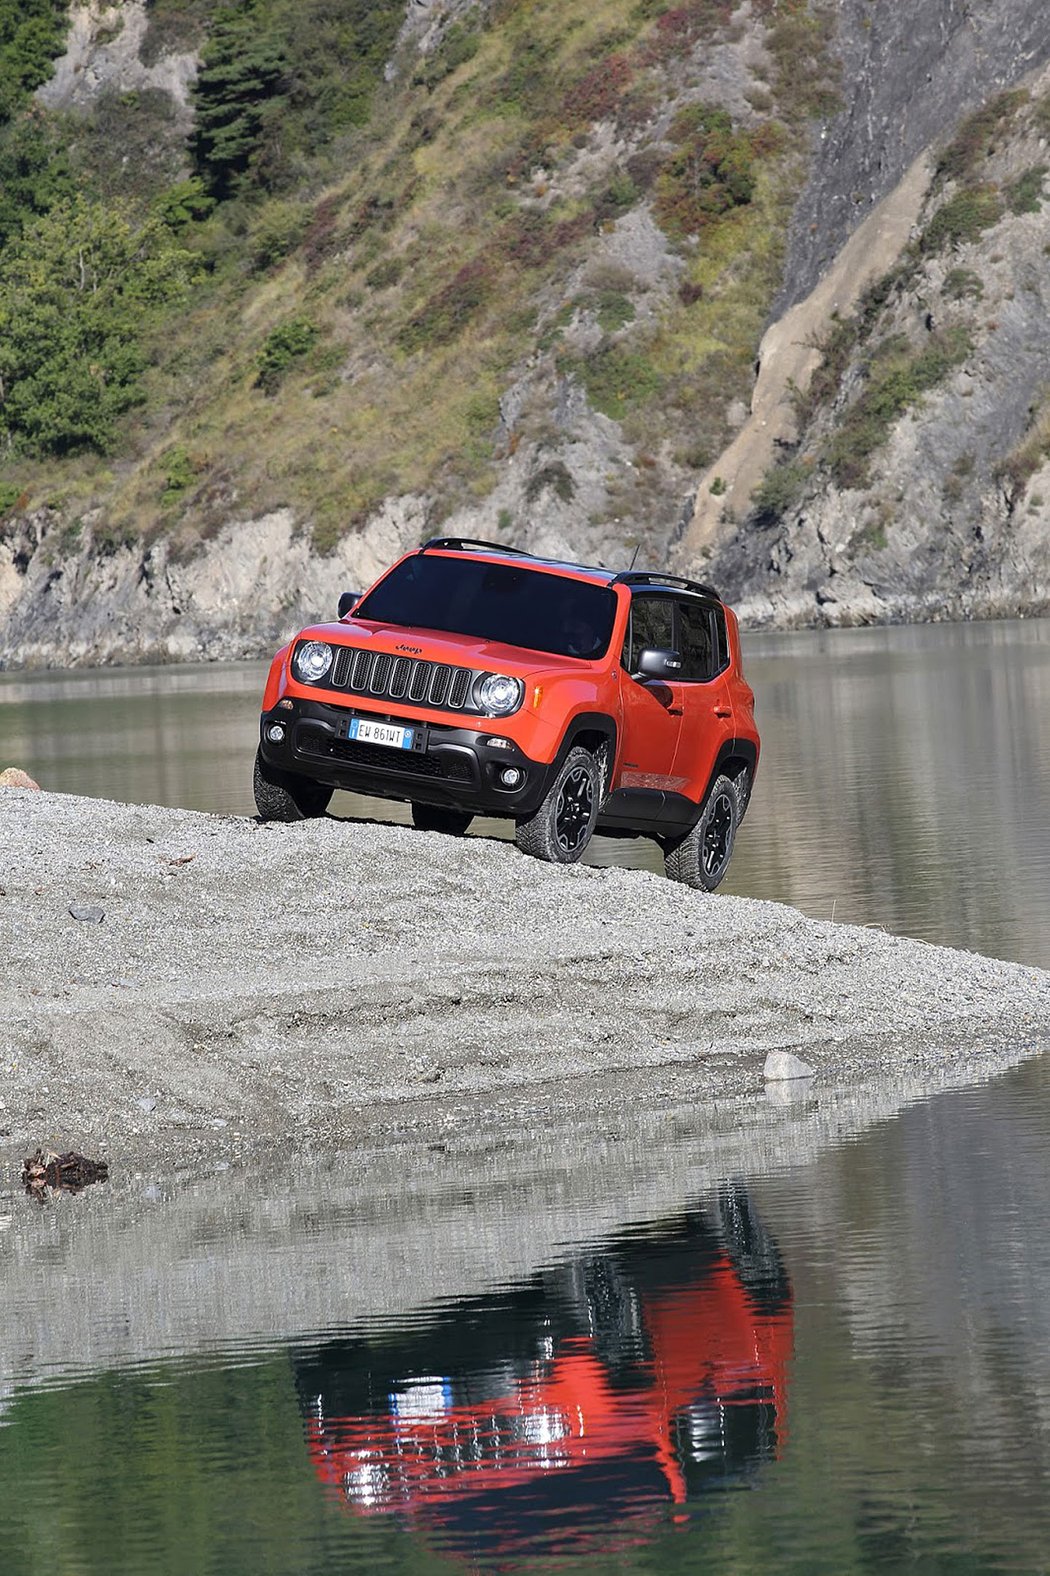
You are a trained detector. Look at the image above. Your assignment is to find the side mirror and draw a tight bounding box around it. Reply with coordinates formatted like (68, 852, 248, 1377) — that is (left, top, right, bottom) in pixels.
(633, 647, 683, 682)
(337, 590, 360, 618)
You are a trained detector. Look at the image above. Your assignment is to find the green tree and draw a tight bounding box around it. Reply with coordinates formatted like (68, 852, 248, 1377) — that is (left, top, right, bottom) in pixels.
(189, 7, 290, 197)
(0, 108, 75, 248)
(0, 0, 68, 123)
(0, 197, 198, 455)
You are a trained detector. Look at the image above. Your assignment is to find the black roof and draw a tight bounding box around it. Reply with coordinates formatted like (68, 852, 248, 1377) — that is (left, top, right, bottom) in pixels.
(418, 538, 721, 602)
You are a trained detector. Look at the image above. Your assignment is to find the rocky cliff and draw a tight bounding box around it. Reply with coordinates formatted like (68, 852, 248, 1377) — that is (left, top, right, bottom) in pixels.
(678, 0, 1050, 626)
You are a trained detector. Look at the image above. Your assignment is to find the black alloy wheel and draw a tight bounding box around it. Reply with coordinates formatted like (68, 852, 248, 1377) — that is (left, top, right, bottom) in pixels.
(515, 745, 601, 864)
(554, 762, 595, 855)
(701, 786, 736, 879)
(663, 772, 740, 891)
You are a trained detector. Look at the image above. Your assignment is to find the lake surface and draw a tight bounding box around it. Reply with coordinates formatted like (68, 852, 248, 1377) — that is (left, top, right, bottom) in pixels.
(2, 1057, 1050, 1574)
(3, 617, 1050, 964)
(2, 618, 1050, 1573)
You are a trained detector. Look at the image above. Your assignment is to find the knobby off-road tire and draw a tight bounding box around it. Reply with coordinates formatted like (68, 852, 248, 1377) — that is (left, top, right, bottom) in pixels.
(514, 745, 600, 864)
(663, 772, 739, 891)
(411, 802, 474, 836)
(253, 747, 332, 821)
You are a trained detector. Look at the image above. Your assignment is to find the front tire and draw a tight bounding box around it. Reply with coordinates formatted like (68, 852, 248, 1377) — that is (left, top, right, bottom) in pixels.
(411, 802, 474, 836)
(663, 772, 739, 891)
(253, 747, 332, 821)
(515, 745, 600, 864)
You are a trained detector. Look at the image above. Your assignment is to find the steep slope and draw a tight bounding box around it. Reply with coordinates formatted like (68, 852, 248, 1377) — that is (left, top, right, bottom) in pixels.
(1, 0, 1050, 662)
(0, 0, 835, 664)
(695, 75, 1050, 626)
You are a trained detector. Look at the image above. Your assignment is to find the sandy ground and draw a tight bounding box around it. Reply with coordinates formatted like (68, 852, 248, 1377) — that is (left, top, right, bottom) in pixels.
(2, 789, 1049, 1168)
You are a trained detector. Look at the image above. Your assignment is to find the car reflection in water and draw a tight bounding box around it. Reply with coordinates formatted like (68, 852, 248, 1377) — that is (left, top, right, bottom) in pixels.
(294, 1185, 793, 1564)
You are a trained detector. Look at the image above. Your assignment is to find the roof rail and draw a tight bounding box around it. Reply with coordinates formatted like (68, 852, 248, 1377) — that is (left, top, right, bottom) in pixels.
(610, 569, 722, 601)
(420, 536, 531, 557)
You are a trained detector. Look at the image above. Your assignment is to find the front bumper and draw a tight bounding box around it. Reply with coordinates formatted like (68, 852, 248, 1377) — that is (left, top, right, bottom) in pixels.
(259, 697, 554, 817)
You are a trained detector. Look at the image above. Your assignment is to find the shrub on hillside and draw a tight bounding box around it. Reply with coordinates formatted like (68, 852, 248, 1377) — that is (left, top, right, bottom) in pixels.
(1006, 165, 1047, 216)
(942, 266, 984, 302)
(936, 90, 1028, 182)
(398, 258, 495, 352)
(751, 457, 811, 524)
(653, 105, 756, 241)
(823, 328, 972, 489)
(571, 343, 661, 420)
(562, 53, 633, 127)
(255, 317, 320, 393)
(921, 184, 1002, 252)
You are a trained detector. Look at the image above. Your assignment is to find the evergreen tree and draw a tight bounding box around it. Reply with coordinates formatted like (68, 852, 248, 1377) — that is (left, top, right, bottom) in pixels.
(190, 7, 289, 197)
(0, 109, 74, 248)
(0, 0, 69, 123)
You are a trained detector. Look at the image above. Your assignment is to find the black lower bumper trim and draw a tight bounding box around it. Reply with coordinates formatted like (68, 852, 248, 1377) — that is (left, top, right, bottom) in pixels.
(259, 699, 554, 817)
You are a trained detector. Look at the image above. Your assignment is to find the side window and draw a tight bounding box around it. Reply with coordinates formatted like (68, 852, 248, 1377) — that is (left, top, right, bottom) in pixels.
(625, 595, 674, 669)
(713, 604, 729, 671)
(676, 600, 721, 682)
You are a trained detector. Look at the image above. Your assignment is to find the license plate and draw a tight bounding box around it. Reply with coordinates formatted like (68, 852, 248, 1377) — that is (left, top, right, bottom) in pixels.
(348, 717, 414, 750)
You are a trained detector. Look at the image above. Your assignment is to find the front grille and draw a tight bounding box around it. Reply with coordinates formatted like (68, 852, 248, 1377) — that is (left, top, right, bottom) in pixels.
(330, 646, 477, 714)
(298, 730, 474, 782)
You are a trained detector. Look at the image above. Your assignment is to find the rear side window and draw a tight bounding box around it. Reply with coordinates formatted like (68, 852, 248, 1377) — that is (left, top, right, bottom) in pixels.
(675, 599, 730, 681)
(622, 595, 675, 670)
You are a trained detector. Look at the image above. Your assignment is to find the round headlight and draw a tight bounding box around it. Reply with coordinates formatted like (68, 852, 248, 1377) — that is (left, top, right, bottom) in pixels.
(477, 673, 523, 716)
(293, 640, 334, 683)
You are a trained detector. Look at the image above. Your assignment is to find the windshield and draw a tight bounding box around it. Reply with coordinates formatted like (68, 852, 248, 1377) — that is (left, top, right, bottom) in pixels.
(352, 555, 618, 660)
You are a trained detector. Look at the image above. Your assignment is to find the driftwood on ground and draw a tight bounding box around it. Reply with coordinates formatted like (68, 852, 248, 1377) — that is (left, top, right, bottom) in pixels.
(22, 1149, 109, 1196)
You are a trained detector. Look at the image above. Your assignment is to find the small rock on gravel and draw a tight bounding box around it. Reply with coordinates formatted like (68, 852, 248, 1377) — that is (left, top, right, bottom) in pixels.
(69, 904, 106, 923)
(0, 767, 40, 789)
(764, 1050, 817, 1081)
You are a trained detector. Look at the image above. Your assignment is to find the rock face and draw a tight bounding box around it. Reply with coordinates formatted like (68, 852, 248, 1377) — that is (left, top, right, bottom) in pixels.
(776, 0, 1050, 312)
(695, 71, 1050, 628)
(0, 502, 429, 668)
(37, 1, 198, 117)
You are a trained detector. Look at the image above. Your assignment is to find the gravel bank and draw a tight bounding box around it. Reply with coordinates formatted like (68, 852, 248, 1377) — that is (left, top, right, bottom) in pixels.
(2, 789, 1049, 1165)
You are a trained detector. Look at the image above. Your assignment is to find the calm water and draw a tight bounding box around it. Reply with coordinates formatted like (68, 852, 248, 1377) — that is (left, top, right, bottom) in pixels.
(3, 618, 1050, 964)
(1, 1058, 1050, 1573)
(2, 619, 1050, 1573)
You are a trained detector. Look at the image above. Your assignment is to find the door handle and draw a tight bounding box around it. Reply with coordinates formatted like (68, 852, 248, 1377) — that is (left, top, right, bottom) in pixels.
(713, 706, 732, 718)
(668, 706, 683, 716)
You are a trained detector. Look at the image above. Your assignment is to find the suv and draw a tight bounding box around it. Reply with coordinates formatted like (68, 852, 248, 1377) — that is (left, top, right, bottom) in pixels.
(254, 538, 759, 889)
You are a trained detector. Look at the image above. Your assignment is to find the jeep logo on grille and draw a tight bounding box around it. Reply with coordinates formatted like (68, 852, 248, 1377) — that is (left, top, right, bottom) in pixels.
(396, 643, 422, 654)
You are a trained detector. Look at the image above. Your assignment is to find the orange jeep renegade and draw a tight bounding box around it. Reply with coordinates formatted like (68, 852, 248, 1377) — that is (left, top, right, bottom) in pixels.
(255, 538, 759, 889)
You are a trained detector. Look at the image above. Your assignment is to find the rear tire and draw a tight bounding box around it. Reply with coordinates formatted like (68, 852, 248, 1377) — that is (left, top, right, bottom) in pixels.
(253, 747, 332, 821)
(515, 745, 600, 864)
(663, 772, 739, 891)
(411, 802, 474, 836)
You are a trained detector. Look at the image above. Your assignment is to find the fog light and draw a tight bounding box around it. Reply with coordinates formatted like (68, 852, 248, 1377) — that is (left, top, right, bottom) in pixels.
(488, 736, 512, 749)
(499, 766, 523, 788)
(266, 722, 286, 744)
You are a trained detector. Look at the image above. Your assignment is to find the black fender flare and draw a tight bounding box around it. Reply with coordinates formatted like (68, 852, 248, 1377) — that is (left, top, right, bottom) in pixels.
(544, 712, 619, 802)
(700, 738, 759, 817)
